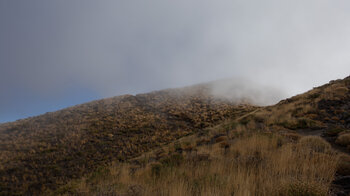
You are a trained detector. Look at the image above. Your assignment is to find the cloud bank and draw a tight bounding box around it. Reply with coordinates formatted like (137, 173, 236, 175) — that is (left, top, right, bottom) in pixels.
(208, 78, 287, 106)
(1, 0, 350, 121)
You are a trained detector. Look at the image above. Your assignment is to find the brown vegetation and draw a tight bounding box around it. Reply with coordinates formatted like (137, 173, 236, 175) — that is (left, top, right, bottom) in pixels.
(337, 155, 350, 176)
(55, 133, 339, 196)
(1, 75, 350, 195)
(335, 133, 350, 147)
(0, 86, 255, 195)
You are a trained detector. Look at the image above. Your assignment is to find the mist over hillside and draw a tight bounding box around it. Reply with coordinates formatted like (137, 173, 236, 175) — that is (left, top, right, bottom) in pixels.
(208, 78, 287, 105)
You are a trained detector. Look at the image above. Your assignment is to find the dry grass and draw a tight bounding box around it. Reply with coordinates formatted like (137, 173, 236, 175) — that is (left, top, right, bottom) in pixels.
(249, 92, 325, 131)
(57, 134, 339, 196)
(298, 136, 332, 153)
(335, 133, 350, 146)
(323, 84, 348, 100)
(3, 76, 349, 195)
(0, 87, 255, 195)
(47, 76, 349, 195)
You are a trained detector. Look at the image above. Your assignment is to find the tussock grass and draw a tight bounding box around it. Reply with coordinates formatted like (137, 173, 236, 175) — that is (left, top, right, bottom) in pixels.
(298, 136, 331, 153)
(59, 134, 339, 196)
(335, 133, 350, 146)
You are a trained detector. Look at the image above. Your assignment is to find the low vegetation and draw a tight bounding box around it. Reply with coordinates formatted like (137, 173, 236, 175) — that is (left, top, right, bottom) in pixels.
(336, 133, 350, 147)
(0, 85, 255, 195)
(56, 133, 339, 196)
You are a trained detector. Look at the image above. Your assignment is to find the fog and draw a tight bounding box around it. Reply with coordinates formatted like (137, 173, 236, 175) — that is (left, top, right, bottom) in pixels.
(1, 0, 350, 122)
(206, 78, 286, 106)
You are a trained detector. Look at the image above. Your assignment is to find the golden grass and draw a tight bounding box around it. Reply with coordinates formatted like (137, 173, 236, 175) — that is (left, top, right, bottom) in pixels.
(58, 134, 339, 196)
(298, 136, 332, 153)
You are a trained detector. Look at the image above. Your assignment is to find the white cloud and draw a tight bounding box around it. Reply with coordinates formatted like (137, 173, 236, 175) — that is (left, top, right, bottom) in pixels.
(2, 0, 350, 103)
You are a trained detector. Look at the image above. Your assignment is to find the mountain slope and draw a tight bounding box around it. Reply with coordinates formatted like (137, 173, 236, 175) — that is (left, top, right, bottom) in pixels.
(53, 75, 350, 196)
(1, 76, 350, 195)
(0, 84, 255, 195)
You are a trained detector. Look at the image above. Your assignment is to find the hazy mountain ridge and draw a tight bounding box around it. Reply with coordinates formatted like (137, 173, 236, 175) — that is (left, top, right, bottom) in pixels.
(0, 84, 255, 195)
(53, 76, 350, 196)
(1, 76, 350, 195)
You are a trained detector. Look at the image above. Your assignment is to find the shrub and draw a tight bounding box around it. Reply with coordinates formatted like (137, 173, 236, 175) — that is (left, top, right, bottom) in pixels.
(53, 183, 78, 195)
(331, 116, 340, 122)
(278, 118, 311, 130)
(282, 132, 301, 141)
(253, 115, 265, 123)
(215, 136, 228, 143)
(307, 92, 321, 99)
(280, 118, 325, 130)
(280, 182, 325, 196)
(191, 153, 210, 162)
(183, 144, 193, 153)
(196, 138, 210, 146)
(335, 133, 350, 146)
(337, 155, 350, 175)
(333, 86, 348, 97)
(239, 117, 250, 125)
(339, 130, 350, 135)
(298, 118, 324, 130)
(160, 153, 184, 167)
(174, 142, 182, 153)
(223, 121, 238, 132)
(127, 185, 144, 196)
(298, 136, 331, 153)
(324, 128, 346, 137)
(150, 162, 162, 177)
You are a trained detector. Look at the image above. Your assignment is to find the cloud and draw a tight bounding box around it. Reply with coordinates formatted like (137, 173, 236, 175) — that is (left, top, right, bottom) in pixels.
(209, 78, 287, 106)
(1, 0, 350, 121)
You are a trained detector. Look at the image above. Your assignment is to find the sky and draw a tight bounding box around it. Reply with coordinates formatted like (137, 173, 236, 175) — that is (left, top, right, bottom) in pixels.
(1, 0, 350, 123)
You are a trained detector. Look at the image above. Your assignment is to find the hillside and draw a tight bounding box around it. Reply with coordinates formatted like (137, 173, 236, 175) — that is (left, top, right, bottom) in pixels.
(52, 76, 350, 196)
(0, 84, 256, 195)
(1, 76, 350, 195)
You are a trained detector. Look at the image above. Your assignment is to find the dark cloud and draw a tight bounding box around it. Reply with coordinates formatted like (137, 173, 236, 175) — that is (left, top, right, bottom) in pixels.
(1, 0, 350, 122)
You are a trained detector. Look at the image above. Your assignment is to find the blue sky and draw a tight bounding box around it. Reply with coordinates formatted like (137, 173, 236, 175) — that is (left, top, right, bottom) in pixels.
(1, 0, 350, 123)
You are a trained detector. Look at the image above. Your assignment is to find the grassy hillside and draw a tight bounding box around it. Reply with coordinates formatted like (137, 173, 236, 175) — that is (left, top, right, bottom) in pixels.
(1, 76, 350, 195)
(0, 84, 255, 195)
(53, 76, 350, 195)
(62, 133, 338, 196)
